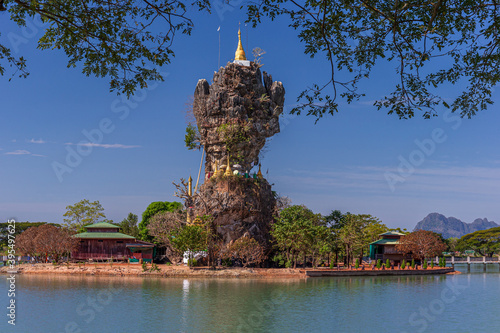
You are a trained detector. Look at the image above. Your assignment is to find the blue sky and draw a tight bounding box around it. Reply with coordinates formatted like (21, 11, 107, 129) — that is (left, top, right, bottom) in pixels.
(1, 4, 500, 230)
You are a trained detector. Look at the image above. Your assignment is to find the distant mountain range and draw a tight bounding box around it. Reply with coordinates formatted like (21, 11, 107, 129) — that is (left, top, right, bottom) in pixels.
(413, 213, 499, 238)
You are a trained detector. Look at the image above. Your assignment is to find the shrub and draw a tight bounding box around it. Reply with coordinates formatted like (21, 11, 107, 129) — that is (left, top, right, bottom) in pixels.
(222, 258, 232, 267)
(272, 254, 285, 267)
(376, 259, 381, 269)
(440, 257, 447, 267)
(355, 259, 360, 269)
(329, 260, 334, 269)
(411, 259, 415, 269)
(423, 260, 428, 269)
(406, 262, 411, 268)
(385, 259, 391, 269)
(188, 258, 198, 267)
(430, 260, 435, 268)
(142, 261, 148, 272)
(401, 260, 406, 269)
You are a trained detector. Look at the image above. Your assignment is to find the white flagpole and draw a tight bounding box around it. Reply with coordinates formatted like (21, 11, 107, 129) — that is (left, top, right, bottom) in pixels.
(245, 23, 248, 55)
(218, 26, 221, 68)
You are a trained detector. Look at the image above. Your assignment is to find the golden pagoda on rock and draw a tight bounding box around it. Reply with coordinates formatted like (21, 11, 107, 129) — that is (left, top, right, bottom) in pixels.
(235, 28, 246, 61)
(234, 28, 250, 66)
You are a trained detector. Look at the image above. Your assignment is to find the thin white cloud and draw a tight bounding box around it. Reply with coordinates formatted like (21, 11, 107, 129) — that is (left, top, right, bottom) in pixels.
(65, 143, 141, 149)
(28, 138, 46, 144)
(5, 150, 31, 155)
(4, 150, 46, 157)
(278, 164, 500, 198)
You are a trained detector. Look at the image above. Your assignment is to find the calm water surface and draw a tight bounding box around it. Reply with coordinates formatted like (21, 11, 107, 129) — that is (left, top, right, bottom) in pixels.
(1, 265, 499, 333)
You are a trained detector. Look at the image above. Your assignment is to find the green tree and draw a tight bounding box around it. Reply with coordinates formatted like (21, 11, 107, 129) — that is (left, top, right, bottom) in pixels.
(63, 199, 106, 232)
(1, 0, 211, 96)
(139, 201, 183, 241)
(324, 210, 346, 228)
(4, 1, 499, 120)
(119, 213, 140, 238)
(456, 227, 500, 257)
(446, 237, 460, 253)
(338, 214, 365, 266)
(169, 224, 207, 267)
(247, 1, 500, 120)
(337, 213, 386, 266)
(271, 205, 325, 268)
(184, 123, 201, 150)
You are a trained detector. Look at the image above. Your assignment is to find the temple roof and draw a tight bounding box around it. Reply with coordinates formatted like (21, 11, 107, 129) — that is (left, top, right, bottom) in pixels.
(86, 222, 120, 229)
(369, 238, 400, 245)
(73, 232, 135, 239)
(379, 231, 406, 236)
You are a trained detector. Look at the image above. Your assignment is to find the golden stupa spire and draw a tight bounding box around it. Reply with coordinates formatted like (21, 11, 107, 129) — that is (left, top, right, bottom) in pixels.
(257, 163, 263, 179)
(212, 161, 219, 177)
(224, 155, 232, 176)
(234, 28, 247, 61)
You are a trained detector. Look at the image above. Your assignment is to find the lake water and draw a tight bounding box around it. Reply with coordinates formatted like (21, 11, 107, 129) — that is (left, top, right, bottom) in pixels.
(1, 265, 499, 333)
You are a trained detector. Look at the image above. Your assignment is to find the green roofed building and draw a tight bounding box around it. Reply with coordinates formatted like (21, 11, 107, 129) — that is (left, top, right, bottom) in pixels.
(72, 222, 155, 263)
(369, 231, 406, 264)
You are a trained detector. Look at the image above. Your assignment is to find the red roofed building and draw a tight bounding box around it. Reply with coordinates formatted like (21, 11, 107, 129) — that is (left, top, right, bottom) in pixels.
(72, 222, 155, 263)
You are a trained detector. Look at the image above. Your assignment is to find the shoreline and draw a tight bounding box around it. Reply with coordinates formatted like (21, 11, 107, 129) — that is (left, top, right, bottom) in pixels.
(0, 263, 457, 279)
(0, 263, 306, 279)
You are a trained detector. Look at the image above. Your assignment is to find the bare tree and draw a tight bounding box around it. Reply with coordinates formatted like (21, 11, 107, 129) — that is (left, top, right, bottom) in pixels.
(15, 227, 38, 260)
(275, 195, 292, 215)
(228, 236, 266, 267)
(252, 47, 266, 67)
(34, 225, 78, 263)
(147, 210, 186, 264)
(17, 225, 77, 263)
(396, 230, 447, 261)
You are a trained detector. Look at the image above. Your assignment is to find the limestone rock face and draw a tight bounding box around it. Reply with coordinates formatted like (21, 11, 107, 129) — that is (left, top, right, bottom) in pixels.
(193, 62, 285, 173)
(192, 61, 285, 247)
(193, 177, 276, 247)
